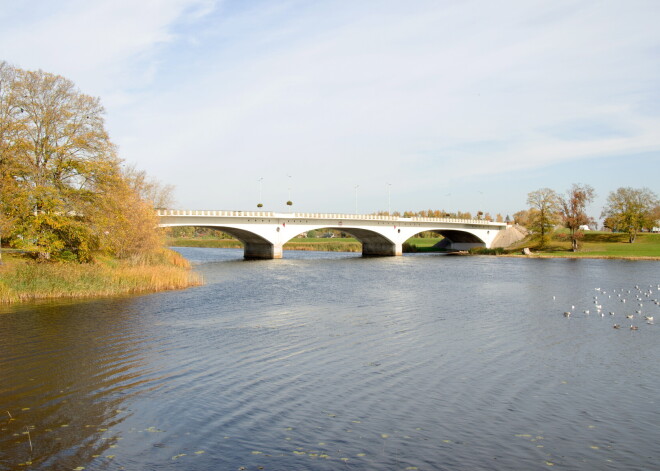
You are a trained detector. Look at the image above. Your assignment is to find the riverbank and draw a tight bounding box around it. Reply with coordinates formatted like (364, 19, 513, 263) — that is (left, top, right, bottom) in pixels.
(499, 231, 660, 260)
(166, 237, 444, 253)
(0, 249, 202, 304)
(167, 233, 660, 260)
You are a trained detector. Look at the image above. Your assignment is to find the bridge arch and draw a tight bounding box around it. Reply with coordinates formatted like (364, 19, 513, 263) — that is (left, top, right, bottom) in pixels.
(286, 227, 400, 256)
(160, 224, 282, 259)
(405, 229, 487, 250)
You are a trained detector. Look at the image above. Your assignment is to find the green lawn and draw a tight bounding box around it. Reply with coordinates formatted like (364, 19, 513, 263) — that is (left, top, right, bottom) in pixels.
(167, 236, 446, 253)
(510, 231, 660, 258)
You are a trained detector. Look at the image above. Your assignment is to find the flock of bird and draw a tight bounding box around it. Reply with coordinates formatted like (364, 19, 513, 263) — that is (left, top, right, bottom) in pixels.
(561, 284, 659, 331)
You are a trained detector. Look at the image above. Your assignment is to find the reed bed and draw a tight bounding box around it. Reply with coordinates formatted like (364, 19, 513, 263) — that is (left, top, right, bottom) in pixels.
(0, 250, 202, 304)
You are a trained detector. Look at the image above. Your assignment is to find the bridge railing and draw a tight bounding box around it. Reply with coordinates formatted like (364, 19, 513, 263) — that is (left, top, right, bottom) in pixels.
(156, 209, 506, 226)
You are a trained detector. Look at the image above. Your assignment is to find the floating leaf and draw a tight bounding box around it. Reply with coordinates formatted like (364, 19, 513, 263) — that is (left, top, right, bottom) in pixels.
(106, 455, 115, 459)
(352, 420, 361, 424)
(590, 446, 600, 450)
(545, 462, 554, 466)
(21, 408, 30, 411)
(319, 454, 330, 459)
(172, 454, 187, 460)
(60, 424, 69, 427)
(357, 453, 366, 457)
(194, 451, 205, 455)
(251, 451, 263, 455)
(381, 434, 389, 439)
(318, 442, 326, 446)
(293, 451, 306, 455)
(73, 467, 85, 470)
(515, 434, 532, 438)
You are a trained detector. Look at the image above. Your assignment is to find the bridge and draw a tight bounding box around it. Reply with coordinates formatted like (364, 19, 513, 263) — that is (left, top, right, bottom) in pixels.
(157, 209, 519, 259)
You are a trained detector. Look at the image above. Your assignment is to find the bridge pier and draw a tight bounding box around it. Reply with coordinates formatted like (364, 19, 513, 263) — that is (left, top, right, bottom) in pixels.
(362, 241, 402, 257)
(244, 242, 282, 260)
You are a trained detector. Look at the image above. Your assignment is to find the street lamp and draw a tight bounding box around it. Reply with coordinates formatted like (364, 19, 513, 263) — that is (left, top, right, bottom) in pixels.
(354, 185, 359, 214)
(257, 177, 263, 208)
(387, 182, 392, 215)
(286, 174, 292, 207)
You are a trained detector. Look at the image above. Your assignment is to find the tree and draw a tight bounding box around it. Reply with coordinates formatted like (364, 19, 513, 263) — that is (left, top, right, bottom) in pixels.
(527, 188, 561, 247)
(122, 163, 175, 209)
(601, 187, 659, 243)
(559, 184, 595, 252)
(512, 209, 534, 227)
(0, 62, 170, 262)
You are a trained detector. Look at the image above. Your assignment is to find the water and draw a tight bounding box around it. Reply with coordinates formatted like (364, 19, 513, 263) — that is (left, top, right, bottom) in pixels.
(1, 248, 659, 470)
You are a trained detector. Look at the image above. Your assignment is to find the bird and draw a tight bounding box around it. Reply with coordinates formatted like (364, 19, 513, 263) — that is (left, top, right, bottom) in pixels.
(630, 325, 639, 331)
(644, 316, 654, 321)
(563, 312, 571, 317)
(626, 314, 634, 319)
(613, 324, 621, 329)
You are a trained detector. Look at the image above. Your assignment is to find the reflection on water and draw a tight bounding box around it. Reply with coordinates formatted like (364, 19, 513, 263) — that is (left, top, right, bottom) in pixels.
(1, 248, 659, 470)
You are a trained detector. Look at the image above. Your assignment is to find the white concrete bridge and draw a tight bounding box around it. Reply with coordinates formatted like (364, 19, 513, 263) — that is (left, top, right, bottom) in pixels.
(157, 209, 517, 259)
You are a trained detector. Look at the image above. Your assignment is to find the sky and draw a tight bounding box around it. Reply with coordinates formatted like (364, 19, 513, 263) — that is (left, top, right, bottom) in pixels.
(1, 0, 659, 220)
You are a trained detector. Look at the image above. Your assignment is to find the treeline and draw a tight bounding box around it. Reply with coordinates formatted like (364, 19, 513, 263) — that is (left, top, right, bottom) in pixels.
(515, 184, 659, 251)
(375, 210, 507, 222)
(0, 62, 171, 263)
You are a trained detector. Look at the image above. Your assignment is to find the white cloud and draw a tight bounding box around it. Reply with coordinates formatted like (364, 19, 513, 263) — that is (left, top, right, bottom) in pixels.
(2, 0, 659, 214)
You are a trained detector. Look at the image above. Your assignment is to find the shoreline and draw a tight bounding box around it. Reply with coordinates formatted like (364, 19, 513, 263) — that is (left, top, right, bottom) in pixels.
(0, 250, 202, 305)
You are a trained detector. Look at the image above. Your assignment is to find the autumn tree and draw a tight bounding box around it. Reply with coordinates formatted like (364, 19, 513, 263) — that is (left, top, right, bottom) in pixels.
(122, 163, 175, 209)
(512, 209, 534, 227)
(527, 188, 561, 247)
(0, 62, 169, 262)
(600, 187, 659, 243)
(559, 184, 595, 252)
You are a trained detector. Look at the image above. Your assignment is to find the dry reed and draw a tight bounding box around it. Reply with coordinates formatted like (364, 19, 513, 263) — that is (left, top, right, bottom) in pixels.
(0, 249, 202, 304)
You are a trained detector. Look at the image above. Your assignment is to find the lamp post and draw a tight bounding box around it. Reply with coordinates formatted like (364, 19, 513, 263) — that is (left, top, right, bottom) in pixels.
(287, 174, 292, 201)
(354, 185, 359, 214)
(257, 177, 263, 207)
(387, 182, 392, 215)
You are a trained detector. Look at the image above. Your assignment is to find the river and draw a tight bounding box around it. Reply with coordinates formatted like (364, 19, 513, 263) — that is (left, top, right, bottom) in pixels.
(1, 248, 659, 470)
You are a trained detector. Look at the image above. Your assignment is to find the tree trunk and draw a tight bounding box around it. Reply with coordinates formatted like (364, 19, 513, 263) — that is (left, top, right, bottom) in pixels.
(572, 237, 578, 252)
(629, 232, 636, 243)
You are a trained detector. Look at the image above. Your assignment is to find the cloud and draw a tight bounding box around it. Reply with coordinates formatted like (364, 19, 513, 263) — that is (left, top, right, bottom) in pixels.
(0, 0, 217, 95)
(3, 0, 659, 214)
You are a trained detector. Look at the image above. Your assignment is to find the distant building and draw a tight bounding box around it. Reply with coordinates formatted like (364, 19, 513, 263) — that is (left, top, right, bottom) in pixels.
(579, 224, 591, 231)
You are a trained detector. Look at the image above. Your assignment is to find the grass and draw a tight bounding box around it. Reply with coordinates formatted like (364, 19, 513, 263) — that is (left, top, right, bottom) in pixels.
(0, 249, 202, 304)
(506, 231, 660, 259)
(166, 237, 243, 249)
(403, 237, 445, 252)
(167, 236, 446, 253)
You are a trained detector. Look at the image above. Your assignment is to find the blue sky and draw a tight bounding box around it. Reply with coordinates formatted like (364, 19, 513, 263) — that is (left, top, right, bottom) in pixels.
(1, 0, 659, 220)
